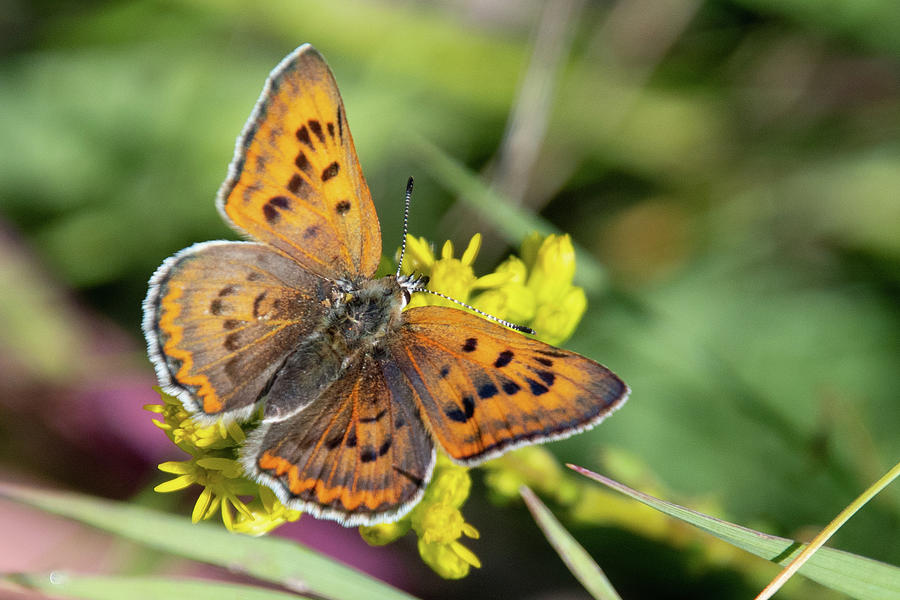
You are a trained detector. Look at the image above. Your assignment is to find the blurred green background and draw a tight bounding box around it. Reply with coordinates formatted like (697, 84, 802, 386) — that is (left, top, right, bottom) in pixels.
(0, 0, 898, 598)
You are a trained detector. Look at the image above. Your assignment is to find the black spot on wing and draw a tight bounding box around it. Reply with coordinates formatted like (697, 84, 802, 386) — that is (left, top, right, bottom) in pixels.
(337, 108, 344, 140)
(462, 338, 477, 353)
(269, 196, 290, 209)
(209, 299, 224, 315)
(218, 286, 235, 297)
(535, 356, 553, 367)
(308, 119, 325, 143)
(223, 319, 240, 330)
(445, 395, 476, 423)
(537, 349, 568, 358)
(264, 196, 291, 224)
(502, 380, 521, 395)
(525, 377, 549, 396)
(287, 173, 310, 196)
(478, 383, 498, 399)
(295, 151, 312, 175)
(494, 350, 514, 367)
(360, 447, 377, 462)
(335, 200, 351, 215)
(327, 121, 335, 140)
(224, 332, 241, 351)
(439, 366, 451, 378)
(252, 292, 266, 318)
(296, 125, 313, 149)
(321, 161, 340, 182)
(378, 437, 392, 457)
(345, 429, 357, 448)
(303, 225, 320, 240)
(263, 204, 279, 224)
(534, 369, 555, 387)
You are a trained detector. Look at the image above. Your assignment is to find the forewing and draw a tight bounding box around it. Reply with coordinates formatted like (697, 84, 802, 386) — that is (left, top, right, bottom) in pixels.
(217, 44, 381, 279)
(390, 306, 629, 464)
(242, 352, 436, 526)
(143, 241, 330, 419)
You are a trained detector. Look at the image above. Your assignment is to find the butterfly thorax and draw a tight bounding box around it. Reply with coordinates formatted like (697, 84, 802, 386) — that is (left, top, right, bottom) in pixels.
(326, 276, 406, 347)
(260, 275, 407, 422)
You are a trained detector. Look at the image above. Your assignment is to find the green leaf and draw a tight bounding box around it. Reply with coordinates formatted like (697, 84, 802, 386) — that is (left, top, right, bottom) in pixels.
(0, 483, 418, 600)
(7, 573, 312, 600)
(520, 486, 622, 600)
(568, 465, 900, 600)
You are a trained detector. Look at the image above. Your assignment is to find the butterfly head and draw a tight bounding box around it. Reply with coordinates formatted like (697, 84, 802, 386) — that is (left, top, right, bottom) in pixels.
(396, 272, 430, 307)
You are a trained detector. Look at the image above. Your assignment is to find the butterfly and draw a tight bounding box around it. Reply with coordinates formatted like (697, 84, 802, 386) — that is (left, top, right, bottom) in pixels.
(142, 44, 629, 527)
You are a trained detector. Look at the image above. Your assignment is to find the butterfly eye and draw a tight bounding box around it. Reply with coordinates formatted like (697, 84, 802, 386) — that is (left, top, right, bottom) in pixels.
(401, 288, 412, 307)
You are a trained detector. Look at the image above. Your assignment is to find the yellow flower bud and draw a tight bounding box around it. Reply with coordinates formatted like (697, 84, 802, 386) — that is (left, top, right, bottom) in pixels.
(424, 465, 471, 509)
(425, 258, 476, 304)
(527, 234, 577, 306)
(360, 519, 412, 546)
(530, 285, 587, 345)
(494, 255, 528, 284)
(519, 231, 545, 271)
(472, 284, 536, 324)
(415, 503, 465, 544)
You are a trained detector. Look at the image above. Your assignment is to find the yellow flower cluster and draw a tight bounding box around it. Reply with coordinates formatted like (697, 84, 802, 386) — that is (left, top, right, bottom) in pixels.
(146, 390, 300, 535)
(360, 455, 480, 579)
(400, 232, 587, 345)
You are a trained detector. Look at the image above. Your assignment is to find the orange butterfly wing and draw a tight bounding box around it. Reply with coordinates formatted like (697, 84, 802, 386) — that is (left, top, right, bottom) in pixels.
(242, 352, 435, 525)
(143, 241, 331, 419)
(389, 306, 629, 464)
(217, 44, 381, 279)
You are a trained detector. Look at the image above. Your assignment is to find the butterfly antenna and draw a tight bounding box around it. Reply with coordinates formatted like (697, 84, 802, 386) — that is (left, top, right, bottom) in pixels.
(395, 176, 415, 278)
(409, 286, 536, 335)
(396, 175, 534, 335)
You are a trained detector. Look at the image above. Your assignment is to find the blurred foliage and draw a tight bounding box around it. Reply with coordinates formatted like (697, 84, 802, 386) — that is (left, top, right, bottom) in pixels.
(0, 0, 898, 598)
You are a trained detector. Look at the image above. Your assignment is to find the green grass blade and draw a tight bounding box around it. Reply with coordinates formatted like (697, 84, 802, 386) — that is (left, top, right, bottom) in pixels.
(520, 486, 622, 600)
(6, 573, 312, 600)
(409, 135, 607, 294)
(756, 458, 900, 600)
(0, 483, 418, 600)
(568, 465, 900, 600)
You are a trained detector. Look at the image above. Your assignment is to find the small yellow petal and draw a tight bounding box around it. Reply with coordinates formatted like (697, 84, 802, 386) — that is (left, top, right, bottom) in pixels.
(196, 457, 243, 477)
(451, 540, 481, 568)
(221, 500, 234, 531)
(157, 461, 191, 474)
(460, 234, 482, 266)
(192, 487, 213, 523)
(441, 239, 454, 260)
(206, 496, 222, 520)
(472, 271, 510, 290)
(154, 474, 194, 493)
